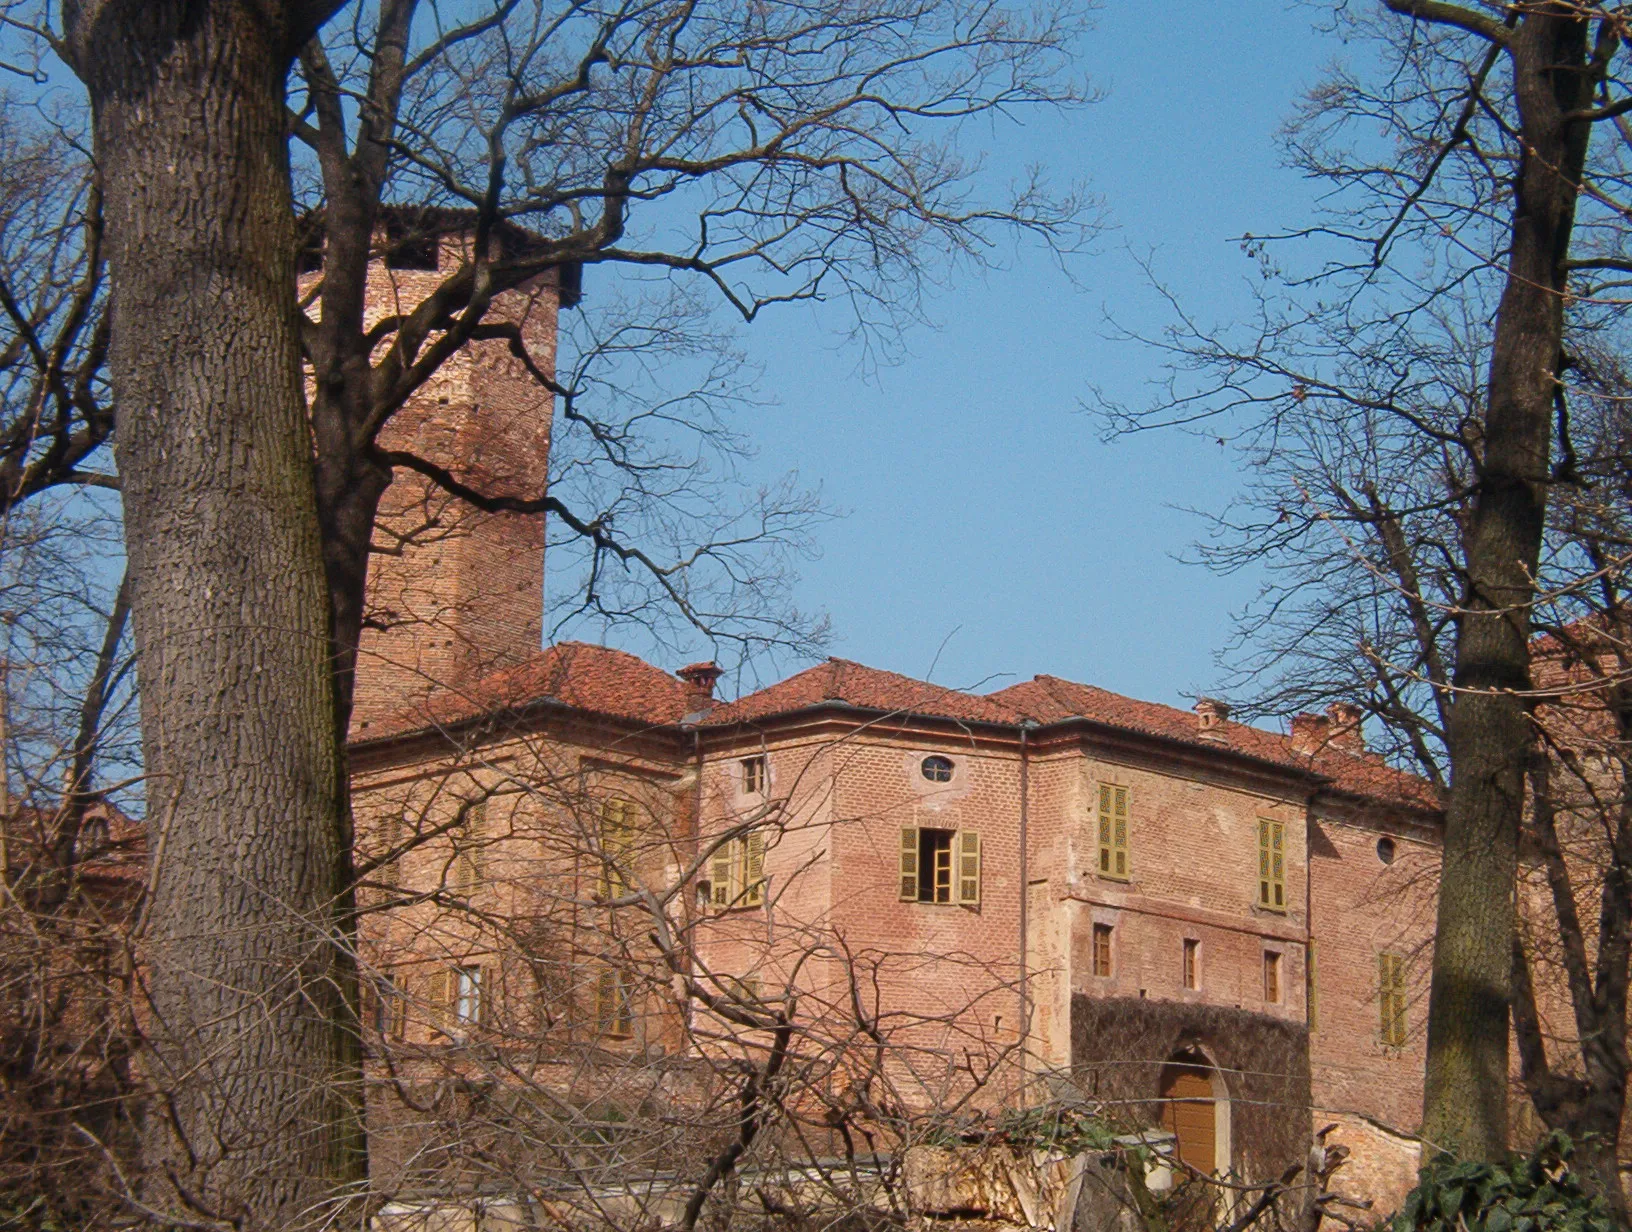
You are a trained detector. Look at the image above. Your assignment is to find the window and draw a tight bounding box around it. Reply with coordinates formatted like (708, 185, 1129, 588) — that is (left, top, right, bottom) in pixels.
(709, 831, 766, 909)
(453, 965, 485, 1031)
(78, 816, 110, 856)
(1376, 837, 1397, 865)
(1379, 952, 1408, 1046)
(596, 967, 634, 1039)
(379, 813, 403, 888)
(296, 225, 324, 273)
(1307, 941, 1318, 1031)
(1263, 951, 1281, 1003)
(1257, 819, 1286, 910)
(1092, 923, 1114, 978)
(454, 800, 488, 892)
(1097, 784, 1130, 880)
(599, 798, 636, 898)
(373, 974, 406, 1040)
(383, 212, 439, 269)
(898, 827, 981, 905)
(741, 755, 767, 794)
(921, 755, 954, 783)
(1182, 938, 1199, 990)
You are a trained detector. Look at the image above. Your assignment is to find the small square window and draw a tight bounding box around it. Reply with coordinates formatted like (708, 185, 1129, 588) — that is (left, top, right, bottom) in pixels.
(1093, 923, 1113, 978)
(384, 213, 439, 270)
(742, 755, 766, 795)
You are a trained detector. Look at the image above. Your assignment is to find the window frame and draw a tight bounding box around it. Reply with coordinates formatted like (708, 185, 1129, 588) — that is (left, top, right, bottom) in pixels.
(741, 755, 767, 795)
(1182, 938, 1199, 991)
(452, 964, 486, 1035)
(708, 831, 767, 910)
(898, 825, 981, 905)
(1097, 784, 1130, 881)
(1262, 950, 1282, 1003)
(1092, 922, 1114, 978)
(1256, 818, 1287, 912)
(920, 754, 954, 783)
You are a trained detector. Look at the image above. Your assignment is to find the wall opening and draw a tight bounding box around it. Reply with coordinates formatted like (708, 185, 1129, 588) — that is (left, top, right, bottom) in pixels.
(1159, 1046, 1230, 1176)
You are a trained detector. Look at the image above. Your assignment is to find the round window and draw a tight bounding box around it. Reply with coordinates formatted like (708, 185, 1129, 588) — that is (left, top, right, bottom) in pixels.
(1376, 837, 1397, 865)
(920, 755, 954, 783)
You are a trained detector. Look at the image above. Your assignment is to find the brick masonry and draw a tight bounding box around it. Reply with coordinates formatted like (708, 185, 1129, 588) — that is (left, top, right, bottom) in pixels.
(338, 228, 1465, 1210)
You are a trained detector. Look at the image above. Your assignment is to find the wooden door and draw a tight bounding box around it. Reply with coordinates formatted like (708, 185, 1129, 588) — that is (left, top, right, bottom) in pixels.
(1160, 1063, 1217, 1174)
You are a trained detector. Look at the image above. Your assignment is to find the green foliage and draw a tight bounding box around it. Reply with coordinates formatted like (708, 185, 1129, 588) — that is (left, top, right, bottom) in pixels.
(1391, 1133, 1614, 1232)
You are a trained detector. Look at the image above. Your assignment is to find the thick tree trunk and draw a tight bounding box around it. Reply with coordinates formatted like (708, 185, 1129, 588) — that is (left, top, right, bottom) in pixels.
(1420, 8, 1599, 1163)
(62, 3, 362, 1227)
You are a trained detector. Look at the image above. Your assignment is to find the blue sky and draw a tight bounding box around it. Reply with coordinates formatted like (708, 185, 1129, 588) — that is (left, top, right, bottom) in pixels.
(565, 2, 1342, 711)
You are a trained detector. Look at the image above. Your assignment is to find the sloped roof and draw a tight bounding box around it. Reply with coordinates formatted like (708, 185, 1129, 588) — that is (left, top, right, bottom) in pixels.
(992, 675, 1440, 812)
(361, 641, 691, 741)
(702, 658, 1024, 727)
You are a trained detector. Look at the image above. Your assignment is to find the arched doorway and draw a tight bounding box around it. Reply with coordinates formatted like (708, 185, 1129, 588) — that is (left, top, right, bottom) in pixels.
(1159, 1049, 1227, 1175)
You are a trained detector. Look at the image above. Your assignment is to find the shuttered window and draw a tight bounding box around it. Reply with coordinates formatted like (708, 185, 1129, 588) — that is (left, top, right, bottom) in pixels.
(956, 831, 982, 905)
(899, 827, 981, 905)
(1092, 923, 1113, 977)
(899, 828, 919, 901)
(453, 965, 486, 1032)
(742, 832, 766, 907)
(1257, 819, 1286, 910)
(454, 800, 487, 892)
(1097, 785, 1129, 880)
(1379, 952, 1408, 1046)
(596, 967, 634, 1039)
(599, 798, 636, 899)
(709, 832, 766, 909)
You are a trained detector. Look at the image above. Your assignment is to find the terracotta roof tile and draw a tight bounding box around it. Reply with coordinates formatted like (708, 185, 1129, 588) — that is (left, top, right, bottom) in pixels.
(702, 658, 1023, 727)
(357, 641, 691, 741)
(991, 675, 1440, 812)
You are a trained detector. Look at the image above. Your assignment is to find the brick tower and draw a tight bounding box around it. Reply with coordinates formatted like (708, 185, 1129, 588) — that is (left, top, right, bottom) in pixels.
(321, 216, 577, 737)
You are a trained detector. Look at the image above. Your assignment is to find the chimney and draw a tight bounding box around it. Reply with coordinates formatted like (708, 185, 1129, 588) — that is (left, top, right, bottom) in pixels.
(1325, 702, 1366, 755)
(1194, 698, 1231, 742)
(677, 661, 723, 710)
(1290, 713, 1329, 756)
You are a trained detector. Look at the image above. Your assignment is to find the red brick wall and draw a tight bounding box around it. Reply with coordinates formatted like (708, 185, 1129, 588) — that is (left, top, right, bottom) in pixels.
(1307, 808, 1437, 1133)
(320, 237, 559, 736)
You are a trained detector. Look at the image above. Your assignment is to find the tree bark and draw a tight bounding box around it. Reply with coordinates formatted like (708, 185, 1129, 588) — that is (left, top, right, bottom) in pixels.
(61, 3, 362, 1227)
(1420, 6, 1602, 1163)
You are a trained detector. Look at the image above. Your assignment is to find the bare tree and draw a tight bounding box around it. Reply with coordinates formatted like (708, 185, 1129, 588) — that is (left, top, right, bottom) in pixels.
(0, 2, 1098, 1226)
(1108, 0, 1632, 1167)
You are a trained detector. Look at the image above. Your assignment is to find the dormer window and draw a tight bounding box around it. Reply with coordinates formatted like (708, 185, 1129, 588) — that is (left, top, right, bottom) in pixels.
(920, 755, 953, 783)
(384, 213, 439, 270)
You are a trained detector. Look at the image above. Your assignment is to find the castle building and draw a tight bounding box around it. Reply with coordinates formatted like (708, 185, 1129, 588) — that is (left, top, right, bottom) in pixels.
(342, 219, 1449, 1214)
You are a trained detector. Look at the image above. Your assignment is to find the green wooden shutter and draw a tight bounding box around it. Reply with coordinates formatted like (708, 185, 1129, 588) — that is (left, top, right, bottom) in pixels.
(1112, 786, 1129, 878)
(1258, 820, 1285, 909)
(1380, 952, 1407, 1045)
(956, 830, 982, 905)
(899, 827, 919, 901)
(1271, 820, 1285, 908)
(1097, 785, 1113, 874)
(1307, 941, 1317, 1032)
(600, 798, 634, 898)
(743, 832, 766, 906)
(710, 840, 735, 907)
